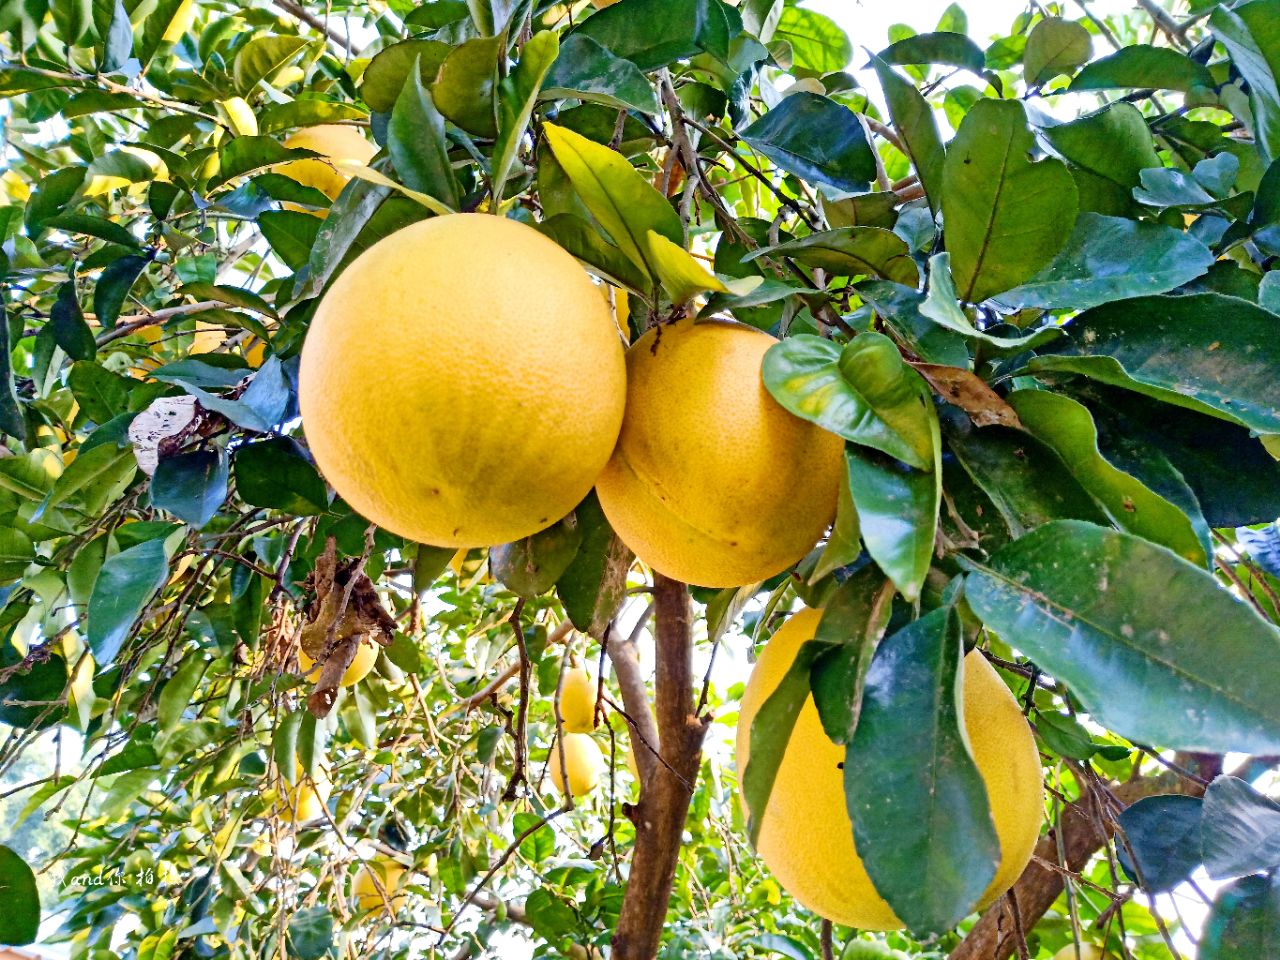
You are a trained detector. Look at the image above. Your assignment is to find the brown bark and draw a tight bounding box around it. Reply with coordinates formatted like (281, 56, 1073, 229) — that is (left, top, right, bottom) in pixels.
(948, 772, 1206, 960)
(611, 576, 709, 960)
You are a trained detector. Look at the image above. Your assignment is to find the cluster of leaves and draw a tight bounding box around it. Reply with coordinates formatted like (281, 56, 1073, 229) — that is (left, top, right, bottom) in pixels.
(2, 0, 1280, 958)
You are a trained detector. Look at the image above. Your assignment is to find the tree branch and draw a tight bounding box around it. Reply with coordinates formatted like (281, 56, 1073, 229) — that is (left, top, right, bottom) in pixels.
(611, 576, 709, 960)
(606, 608, 659, 783)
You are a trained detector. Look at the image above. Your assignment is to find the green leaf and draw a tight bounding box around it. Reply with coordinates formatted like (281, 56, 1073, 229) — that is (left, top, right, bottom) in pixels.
(0, 846, 39, 946)
(534, 213, 650, 292)
(555, 493, 632, 639)
(433, 35, 502, 138)
(942, 98, 1077, 302)
(994, 214, 1214, 311)
(234, 36, 311, 95)
(845, 606, 999, 935)
(542, 35, 660, 115)
(871, 57, 945, 216)
(1023, 17, 1091, 85)
(879, 31, 985, 74)
(157, 655, 205, 733)
(44, 212, 141, 249)
(287, 905, 333, 960)
(1071, 44, 1214, 93)
(50, 280, 95, 361)
(1009, 390, 1208, 565)
(388, 57, 461, 210)
(152, 450, 229, 528)
(258, 101, 368, 135)
(88, 536, 171, 667)
(543, 122, 682, 284)
(492, 31, 559, 202)
(1042, 102, 1159, 191)
(0, 527, 34, 582)
(137, 0, 188, 66)
(1202, 775, 1280, 881)
(0, 644, 66, 729)
(645, 230, 727, 303)
(68, 360, 131, 423)
(918, 254, 1063, 352)
(211, 136, 310, 190)
(514, 810, 555, 863)
(38, 439, 136, 517)
(1037, 710, 1127, 762)
(762, 333, 933, 468)
(811, 468, 861, 581)
(360, 39, 452, 114)
(233, 438, 328, 515)
(1116, 794, 1204, 892)
(490, 515, 582, 597)
(944, 419, 1110, 546)
(1200, 873, 1280, 960)
(93, 254, 148, 328)
(740, 92, 876, 195)
(1031, 294, 1280, 434)
(744, 227, 918, 286)
(772, 6, 851, 73)
(258, 210, 324, 272)
(809, 568, 893, 745)
(1210, 2, 1280, 163)
(571, 0, 728, 72)
(966, 520, 1280, 754)
(0, 312, 23, 441)
(845, 443, 938, 603)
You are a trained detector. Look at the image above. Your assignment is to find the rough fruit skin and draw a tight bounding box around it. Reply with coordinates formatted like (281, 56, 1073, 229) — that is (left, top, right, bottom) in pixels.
(353, 861, 407, 913)
(298, 640, 377, 688)
(559, 666, 596, 733)
(736, 608, 1044, 930)
(299, 214, 626, 547)
(279, 124, 377, 201)
(547, 732, 603, 798)
(595, 319, 844, 588)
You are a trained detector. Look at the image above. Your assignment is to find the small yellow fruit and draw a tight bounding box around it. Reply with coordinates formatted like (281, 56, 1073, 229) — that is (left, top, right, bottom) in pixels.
(278, 124, 377, 202)
(559, 666, 597, 733)
(191, 320, 225, 354)
(298, 640, 378, 688)
(299, 214, 626, 548)
(275, 765, 331, 823)
(353, 860, 408, 913)
(547, 733, 603, 798)
(595, 318, 844, 587)
(242, 337, 268, 368)
(1054, 946, 1105, 960)
(736, 608, 1044, 930)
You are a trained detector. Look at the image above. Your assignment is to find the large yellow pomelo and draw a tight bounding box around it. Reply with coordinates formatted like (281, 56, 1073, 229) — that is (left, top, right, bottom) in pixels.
(299, 214, 627, 547)
(547, 732, 603, 798)
(278, 124, 377, 201)
(736, 608, 1044, 930)
(298, 639, 378, 688)
(595, 319, 843, 587)
(559, 665, 596, 733)
(274, 765, 331, 824)
(353, 860, 408, 913)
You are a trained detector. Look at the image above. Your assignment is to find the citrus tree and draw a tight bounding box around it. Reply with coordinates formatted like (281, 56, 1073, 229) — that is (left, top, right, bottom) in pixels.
(2, 0, 1280, 958)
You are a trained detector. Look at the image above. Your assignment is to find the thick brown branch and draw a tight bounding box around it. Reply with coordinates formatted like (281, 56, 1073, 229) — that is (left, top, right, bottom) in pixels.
(948, 772, 1205, 960)
(611, 576, 708, 960)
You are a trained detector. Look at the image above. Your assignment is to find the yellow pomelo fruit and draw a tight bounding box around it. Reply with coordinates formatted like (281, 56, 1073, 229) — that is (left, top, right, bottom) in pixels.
(242, 337, 268, 368)
(547, 732, 603, 798)
(353, 860, 408, 913)
(1054, 946, 1105, 960)
(275, 765, 331, 823)
(559, 666, 596, 733)
(298, 639, 378, 688)
(299, 214, 626, 547)
(191, 320, 225, 354)
(736, 608, 1044, 930)
(595, 318, 844, 587)
(279, 124, 376, 201)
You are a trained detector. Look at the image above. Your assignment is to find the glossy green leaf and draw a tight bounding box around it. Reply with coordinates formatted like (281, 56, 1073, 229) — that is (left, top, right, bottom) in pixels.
(152, 449, 229, 528)
(0, 643, 66, 729)
(233, 438, 328, 515)
(44, 212, 141, 249)
(645, 230, 727, 303)
(919, 254, 1062, 351)
(1202, 775, 1280, 881)
(942, 98, 1077, 302)
(810, 567, 893, 745)
(1116, 794, 1204, 892)
(845, 606, 999, 935)
(534, 213, 649, 292)
(1210, 2, 1280, 163)
(741, 92, 876, 195)
(432, 35, 502, 138)
(1031, 293, 1280, 433)
(845, 443, 938, 603)
(542, 34, 660, 114)
(0, 315, 23, 441)
(1023, 17, 1091, 85)
(93, 254, 148, 328)
(0, 527, 34, 582)
(811, 469, 861, 582)
(233, 36, 310, 94)
(995, 214, 1214, 311)
(554, 493, 632, 639)
(359, 39, 451, 114)
(287, 905, 333, 960)
(88, 536, 171, 667)
(880, 31, 985, 74)
(0, 846, 39, 945)
(1200, 873, 1280, 960)
(773, 6, 852, 73)
(1071, 44, 1214, 93)
(1042, 102, 1159, 190)
(50, 280, 95, 360)
(1010, 390, 1207, 565)
(543, 122, 681, 284)
(871, 56, 945, 216)
(966, 520, 1280, 754)
(492, 31, 559, 202)
(744, 227, 917, 286)
(490, 515, 582, 597)
(259, 210, 324, 271)
(570, 0, 726, 72)
(762, 332, 934, 469)
(157, 655, 205, 733)
(389, 56, 461, 209)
